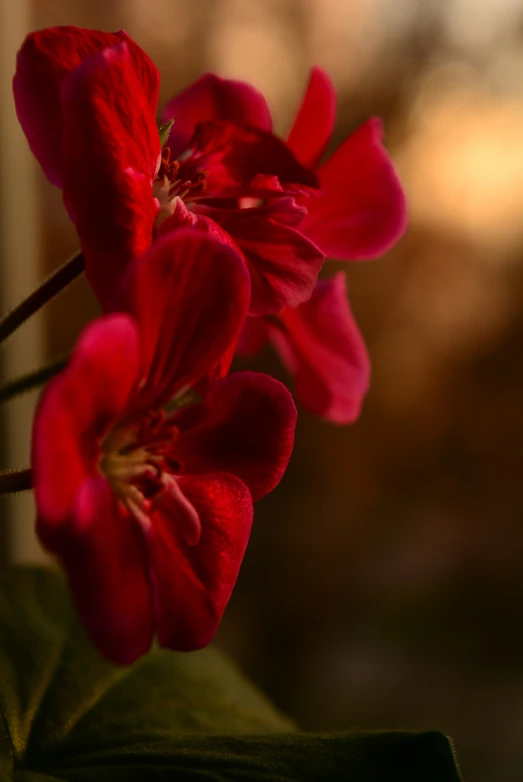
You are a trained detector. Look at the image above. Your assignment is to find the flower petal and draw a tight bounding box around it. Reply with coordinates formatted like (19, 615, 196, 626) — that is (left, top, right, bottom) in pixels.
(60, 42, 160, 308)
(161, 73, 272, 158)
(188, 120, 318, 195)
(300, 118, 407, 260)
(58, 475, 154, 665)
(147, 473, 253, 651)
(13, 26, 159, 187)
(287, 67, 336, 169)
(118, 229, 251, 410)
(271, 273, 370, 424)
(236, 316, 271, 356)
(32, 314, 140, 540)
(174, 371, 297, 501)
(196, 206, 324, 316)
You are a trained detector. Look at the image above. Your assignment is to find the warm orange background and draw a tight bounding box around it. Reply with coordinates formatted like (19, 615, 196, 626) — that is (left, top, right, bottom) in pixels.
(3, 2, 523, 779)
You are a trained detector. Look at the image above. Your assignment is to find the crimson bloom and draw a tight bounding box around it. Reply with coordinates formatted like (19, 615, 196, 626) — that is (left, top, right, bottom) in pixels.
(14, 28, 405, 319)
(13, 26, 323, 314)
(32, 229, 296, 665)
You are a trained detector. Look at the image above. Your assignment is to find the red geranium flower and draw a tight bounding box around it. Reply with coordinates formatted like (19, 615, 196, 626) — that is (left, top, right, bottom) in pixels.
(14, 28, 405, 316)
(238, 273, 370, 425)
(32, 229, 297, 664)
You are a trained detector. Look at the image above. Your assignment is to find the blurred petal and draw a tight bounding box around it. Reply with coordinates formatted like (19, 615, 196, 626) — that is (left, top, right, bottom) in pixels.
(58, 475, 153, 665)
(161, 73, 272, 158)
(236, 315, 271, 356)
(32, 315, 140, 539)
(272, 273, 370, 424)
(13, 26, 158, 187)
(287, 67, 336, 169)
(148, 473, 253, 651)
(175, 371, 297, 501)
(119, 229, 250, 409)
(61, 42, 160, 307)
(301, 118, 407, 259)
(197, 205, 324, 316)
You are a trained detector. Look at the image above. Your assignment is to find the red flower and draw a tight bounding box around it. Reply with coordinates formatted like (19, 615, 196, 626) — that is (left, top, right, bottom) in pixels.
(32, 230, 297, 664)
(238, 273, 369, 425)
(13, 27, 323, 314)
(14, 29, 405, 316)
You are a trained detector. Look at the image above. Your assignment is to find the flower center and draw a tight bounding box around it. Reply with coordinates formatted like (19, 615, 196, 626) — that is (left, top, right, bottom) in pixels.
(99, 411, 202, 545)
(153, 146, 206, 225)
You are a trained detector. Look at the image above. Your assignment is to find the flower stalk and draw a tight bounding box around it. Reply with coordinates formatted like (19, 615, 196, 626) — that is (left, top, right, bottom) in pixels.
(0, 468, 32, 495)
(0, 358, 68, 405)
(0, 251, 84, 345)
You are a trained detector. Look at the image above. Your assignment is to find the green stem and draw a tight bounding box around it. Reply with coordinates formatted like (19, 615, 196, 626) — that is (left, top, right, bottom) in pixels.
(0, 468, 32, 495)
(0, 358, 68, 405)
(0, 251, 85, 345)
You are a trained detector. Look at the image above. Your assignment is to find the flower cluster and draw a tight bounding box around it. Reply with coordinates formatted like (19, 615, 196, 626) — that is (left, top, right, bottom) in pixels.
(14, 26, 406, 663)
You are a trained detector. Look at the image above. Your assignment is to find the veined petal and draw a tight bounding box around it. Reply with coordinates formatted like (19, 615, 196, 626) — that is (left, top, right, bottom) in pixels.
(61, 42, 160, 308)
(287, 67, 336, 169)
(58, 475, 154, 665)
(174, 371, 297, 501)
(161, 73, 272, 158)
(197, 209, 324, 316)
(271, 273, 370, 424)
(147, 473, 253, 651)
(32, 314, 141, 540)
(301, 118, 407, 260)
(118, 229, 251, 410)
(13, 26, 159, 187)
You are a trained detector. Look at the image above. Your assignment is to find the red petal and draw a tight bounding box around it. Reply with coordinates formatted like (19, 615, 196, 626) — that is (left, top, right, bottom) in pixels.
(197, 207, 324, 316)
(60, 42, 160, 308)
(174, 371, 297, 501)
(32, 314, 140, 541)
(271, 273, 370, 424)
(188, 120, 318, 195)
(13, 26, 159, 187)
(236, 316, 270, 356)
(147, 474, 253, 651)
(57, 475, 153, 665)
(161, 73, 272, 158)
(300, 118, 407, 260)
(287, 67, 336, 169)
(118, 229, 251, 410)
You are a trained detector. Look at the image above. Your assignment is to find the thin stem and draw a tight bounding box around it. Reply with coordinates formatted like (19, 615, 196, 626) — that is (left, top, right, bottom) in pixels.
(0, 357, 68, 405)
(0, 468, 32, 495)
(0, 251, 85, 344)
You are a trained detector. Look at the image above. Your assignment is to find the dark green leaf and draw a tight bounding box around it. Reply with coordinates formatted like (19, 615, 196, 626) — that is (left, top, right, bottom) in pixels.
(0, 567, 462, 781)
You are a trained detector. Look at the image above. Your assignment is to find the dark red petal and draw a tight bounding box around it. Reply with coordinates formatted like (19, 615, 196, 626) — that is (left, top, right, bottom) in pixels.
(197, 208, 324, 316)
(147, 474, 253, 651)
(287, 67, 336, 169)
(32, 315, 140, 540)
(236, 316, 271, 356)
(118, 229, 251, 410)
(13, 26, 159, 187)
(60, 42, 160, 308)
(189, 120, 318, 195)
(271, 273, 370, 424)
(300, 118, 408, 260)
(55, 475, 153, 665)
(161, 73, 272, 158)
(174, 371, 297, 501)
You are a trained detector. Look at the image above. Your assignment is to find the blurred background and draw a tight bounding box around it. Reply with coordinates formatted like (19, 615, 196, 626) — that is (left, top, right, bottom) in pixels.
(2, 0, 523, 778)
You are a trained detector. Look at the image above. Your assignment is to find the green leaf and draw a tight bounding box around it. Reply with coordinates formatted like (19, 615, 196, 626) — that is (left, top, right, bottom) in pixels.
(158, 119, 174, 149)
(0, 567, 462, 781)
